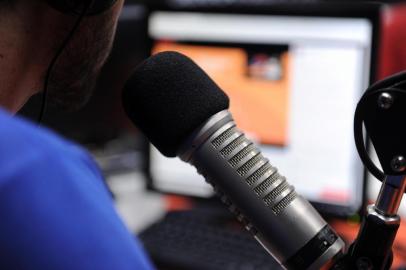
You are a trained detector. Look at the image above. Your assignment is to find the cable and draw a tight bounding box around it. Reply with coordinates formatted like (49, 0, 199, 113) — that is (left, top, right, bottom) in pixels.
(37, 1, 93, 125)
(354, 88, 386, 181)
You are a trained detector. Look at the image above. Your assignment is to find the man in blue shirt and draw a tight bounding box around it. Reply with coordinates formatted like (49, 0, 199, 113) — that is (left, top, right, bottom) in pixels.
(0, 1, 153, 269)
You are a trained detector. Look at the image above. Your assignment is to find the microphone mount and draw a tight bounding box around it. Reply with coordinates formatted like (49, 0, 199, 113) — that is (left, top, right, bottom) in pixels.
(332, 71, 406, 270)
(354, 71, 406, 180)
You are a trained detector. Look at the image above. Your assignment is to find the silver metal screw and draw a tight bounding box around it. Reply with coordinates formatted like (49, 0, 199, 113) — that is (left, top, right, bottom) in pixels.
(391, 156, 406, 172)
(377, 92, 394, 109)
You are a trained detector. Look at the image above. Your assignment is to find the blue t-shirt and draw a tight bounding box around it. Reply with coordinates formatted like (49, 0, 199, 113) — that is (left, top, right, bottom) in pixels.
(0, 109, 153, 270)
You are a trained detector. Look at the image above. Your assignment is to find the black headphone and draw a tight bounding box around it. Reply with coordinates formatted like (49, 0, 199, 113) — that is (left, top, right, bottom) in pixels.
(45, 0, 118, 15)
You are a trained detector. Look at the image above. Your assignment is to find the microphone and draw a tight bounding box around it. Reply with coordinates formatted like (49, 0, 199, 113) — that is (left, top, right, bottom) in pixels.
(123, 51, 345, 269)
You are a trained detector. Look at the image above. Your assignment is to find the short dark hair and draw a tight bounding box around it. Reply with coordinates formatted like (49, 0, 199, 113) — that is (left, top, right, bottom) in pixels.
(0, 0, 12, 6)
(0, 0, 17, 10)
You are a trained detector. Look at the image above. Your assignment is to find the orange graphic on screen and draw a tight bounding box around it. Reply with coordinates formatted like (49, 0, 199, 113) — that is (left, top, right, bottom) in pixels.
(153, 42, 291, 146)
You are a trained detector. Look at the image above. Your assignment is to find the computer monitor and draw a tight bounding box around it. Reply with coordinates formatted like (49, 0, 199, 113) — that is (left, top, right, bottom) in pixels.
(145, 3, 381, 216)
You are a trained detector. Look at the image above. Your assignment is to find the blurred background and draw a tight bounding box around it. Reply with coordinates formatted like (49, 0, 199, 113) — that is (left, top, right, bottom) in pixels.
(17, 0, 406, 269)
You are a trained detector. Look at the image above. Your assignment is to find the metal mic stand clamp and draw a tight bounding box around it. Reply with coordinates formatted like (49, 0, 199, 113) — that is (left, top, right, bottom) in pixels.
(331, 71, 406, 270)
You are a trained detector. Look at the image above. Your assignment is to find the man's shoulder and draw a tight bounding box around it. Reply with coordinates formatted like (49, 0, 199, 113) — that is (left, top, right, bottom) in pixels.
(0, 109, 100, 183)
(0, 110, 154, 270)
(0, 109, 85, 153)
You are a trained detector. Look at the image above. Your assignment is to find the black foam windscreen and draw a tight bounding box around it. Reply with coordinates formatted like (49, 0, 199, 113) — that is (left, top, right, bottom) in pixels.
(122, 51, 230, 157)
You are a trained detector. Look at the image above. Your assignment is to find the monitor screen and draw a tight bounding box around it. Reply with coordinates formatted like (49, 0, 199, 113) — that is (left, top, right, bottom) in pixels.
(147, 7, 377, 215)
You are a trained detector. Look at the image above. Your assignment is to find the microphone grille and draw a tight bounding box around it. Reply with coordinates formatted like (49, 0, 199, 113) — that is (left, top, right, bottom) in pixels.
(211, 126, 297, 215)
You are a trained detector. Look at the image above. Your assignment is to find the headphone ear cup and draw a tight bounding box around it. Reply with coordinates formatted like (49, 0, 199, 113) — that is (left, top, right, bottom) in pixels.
(46, 0, 117, 15)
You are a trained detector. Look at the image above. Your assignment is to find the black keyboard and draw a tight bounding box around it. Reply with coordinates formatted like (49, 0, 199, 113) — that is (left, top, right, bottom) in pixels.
(140, 210, 283, 270)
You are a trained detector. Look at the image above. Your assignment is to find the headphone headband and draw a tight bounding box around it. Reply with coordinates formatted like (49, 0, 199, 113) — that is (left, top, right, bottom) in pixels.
(46, 0, 117, 15)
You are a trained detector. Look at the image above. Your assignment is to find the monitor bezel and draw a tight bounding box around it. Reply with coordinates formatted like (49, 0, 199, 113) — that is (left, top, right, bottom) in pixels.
(143, 2, 383, 218)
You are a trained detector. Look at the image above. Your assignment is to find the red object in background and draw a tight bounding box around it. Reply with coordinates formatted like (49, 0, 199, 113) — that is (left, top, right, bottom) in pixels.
(379, 3, 406, 80)
(164, 195, 194, 212)
(320, 189, 351, 204)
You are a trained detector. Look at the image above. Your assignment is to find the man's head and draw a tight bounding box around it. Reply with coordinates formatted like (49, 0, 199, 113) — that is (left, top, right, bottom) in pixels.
(0, 0, 124, 112)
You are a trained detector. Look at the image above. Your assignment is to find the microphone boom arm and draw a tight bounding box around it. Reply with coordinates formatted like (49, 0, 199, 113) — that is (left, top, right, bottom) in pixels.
(332, 72, 406, 270)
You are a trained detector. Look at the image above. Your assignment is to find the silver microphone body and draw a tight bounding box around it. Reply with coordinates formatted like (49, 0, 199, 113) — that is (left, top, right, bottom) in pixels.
(178, 110, 345, 269)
